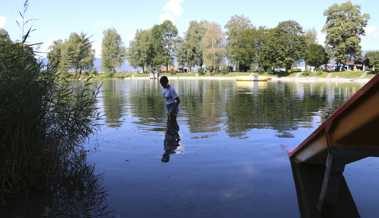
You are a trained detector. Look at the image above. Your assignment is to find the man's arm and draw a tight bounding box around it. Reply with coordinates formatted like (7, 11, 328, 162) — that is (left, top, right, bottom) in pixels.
(174, 96, 180, 105)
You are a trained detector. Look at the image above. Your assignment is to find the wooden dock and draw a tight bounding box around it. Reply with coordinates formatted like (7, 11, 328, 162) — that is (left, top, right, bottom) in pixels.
(289, 74, 379, 218)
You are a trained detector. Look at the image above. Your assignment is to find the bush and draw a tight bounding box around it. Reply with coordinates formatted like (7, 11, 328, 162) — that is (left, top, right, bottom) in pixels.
(98, 72, 114, 79)
(0, 39, 99, 203)
(366, 51, 379, 73)
(302, 71, 310, 76)
(289, 68, 302, 73)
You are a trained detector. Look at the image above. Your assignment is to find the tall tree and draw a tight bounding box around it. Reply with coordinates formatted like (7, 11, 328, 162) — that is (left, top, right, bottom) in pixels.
(101, 28, 126, 73)
(304, 29, 318, 47)
(305, 44, 329, 70)
(47, 40, 67, 72)
(323, 1, 369, 69)
(365, 51, 379, 73)
(201, 22, 226, 72)
(263, 21, 306, 71)
(0, 28, 11, 44)
(127, 29, 154, 72)
(62, 33, 95, 74)
(179, 21, 208, 71)
(254, 27, 271, 71)
(160, 20, 178, 71)
(176, 36, 189, 69)
(225, 15, 254, 71)
(150, 20, 178, 70)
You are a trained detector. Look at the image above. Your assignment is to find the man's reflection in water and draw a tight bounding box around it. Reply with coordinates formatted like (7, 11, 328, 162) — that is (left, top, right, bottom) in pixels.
(159, 76, 181, 163)
(161, 112, 181, 163)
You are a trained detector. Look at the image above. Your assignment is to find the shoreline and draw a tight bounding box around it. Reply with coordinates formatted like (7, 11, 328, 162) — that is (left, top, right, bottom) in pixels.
(122, 75, 372, 83)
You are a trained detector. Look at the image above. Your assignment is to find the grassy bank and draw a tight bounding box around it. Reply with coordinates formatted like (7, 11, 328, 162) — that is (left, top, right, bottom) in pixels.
(287, 70, 374, 79)
(64, 70, 376, 80)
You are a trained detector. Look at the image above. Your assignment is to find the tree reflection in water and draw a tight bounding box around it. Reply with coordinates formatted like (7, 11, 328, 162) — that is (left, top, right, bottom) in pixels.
(102, 79, 127, 128)
(128, 80, 166, 131)
(1, 151, 113, 218)
(120, 79, 361, 138)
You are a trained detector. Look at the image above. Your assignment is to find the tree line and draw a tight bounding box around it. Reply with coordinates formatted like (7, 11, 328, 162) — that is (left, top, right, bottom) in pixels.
(128, 1, 378, 73)
(2, 1, 377, 74)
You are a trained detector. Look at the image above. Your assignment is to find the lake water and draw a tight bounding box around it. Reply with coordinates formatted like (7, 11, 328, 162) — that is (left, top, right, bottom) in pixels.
(84, 79, 379, 218)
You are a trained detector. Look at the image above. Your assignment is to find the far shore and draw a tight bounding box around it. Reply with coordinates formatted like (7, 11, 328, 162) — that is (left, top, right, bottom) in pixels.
(72, 71, 376, 83)
(122, 76, 371, 83)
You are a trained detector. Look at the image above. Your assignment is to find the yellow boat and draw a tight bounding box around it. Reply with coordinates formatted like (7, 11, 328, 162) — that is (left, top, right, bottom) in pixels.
(235, 76, 271, 82)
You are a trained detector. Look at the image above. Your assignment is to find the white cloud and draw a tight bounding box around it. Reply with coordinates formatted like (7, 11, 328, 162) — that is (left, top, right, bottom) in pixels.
(0, 16, 6, 29)
(159, 0, 184, 24)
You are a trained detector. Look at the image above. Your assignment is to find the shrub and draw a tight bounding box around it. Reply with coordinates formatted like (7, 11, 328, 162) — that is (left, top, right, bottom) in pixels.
(366, 51, 379, 73)
(0, 38, 99, 203)
(302, 71, 310, 76)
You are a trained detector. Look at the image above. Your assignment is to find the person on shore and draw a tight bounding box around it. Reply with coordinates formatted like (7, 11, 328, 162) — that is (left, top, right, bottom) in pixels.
(159, 76, 180, 160)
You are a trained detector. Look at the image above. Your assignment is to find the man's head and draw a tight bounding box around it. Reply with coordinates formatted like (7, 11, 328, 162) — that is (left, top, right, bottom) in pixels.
(160, 76, 169, 88)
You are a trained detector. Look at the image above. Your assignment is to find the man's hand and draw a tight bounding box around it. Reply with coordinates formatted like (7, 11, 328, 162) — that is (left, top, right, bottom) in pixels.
(174, 97, 180, 105)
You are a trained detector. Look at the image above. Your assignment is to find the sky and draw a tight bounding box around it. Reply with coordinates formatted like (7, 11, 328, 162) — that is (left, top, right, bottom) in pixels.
(1, 0, 379, 57)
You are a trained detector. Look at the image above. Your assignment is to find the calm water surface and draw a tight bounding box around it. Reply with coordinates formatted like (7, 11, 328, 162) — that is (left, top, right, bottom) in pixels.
(85, 79, 379, 218)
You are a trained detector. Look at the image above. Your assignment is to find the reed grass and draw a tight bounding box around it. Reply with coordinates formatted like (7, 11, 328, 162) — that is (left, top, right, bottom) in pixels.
(0, 34, 99, 206)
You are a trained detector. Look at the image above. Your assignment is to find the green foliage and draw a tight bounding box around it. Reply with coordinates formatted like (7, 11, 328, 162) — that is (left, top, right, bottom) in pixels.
(127, 29, 155, 71)
(122, 3, 370, 74)
(276, 20, 306, 70)
(0, 28, 11, 44)
(225, 15, 254, 71)
(101, 28, 126, 73)
(127, 20, 178, 71)
(151, 20, 178, 68)
(304, 28, 317, 47)
(160, 20, 178, 69)
(260, 21, 306, 71)
(64, 32, 95, 73)
(291, 70, 368, 78)
(177, 21, 208, 70)
(323, 1, 369, 65)
(365, 51, 379, 73)
(48, 33, 95, 74)
(201, 22, 226, 72)
(305, 43, 328, 69)
(47, 39, 66, 71)
(0, 37, 98, 201)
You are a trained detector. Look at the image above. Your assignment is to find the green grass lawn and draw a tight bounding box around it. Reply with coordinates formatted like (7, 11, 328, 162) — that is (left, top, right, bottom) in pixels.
(287, 70, 374, 79)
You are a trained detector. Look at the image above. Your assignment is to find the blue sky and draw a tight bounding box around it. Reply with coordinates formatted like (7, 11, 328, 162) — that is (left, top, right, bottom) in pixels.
(1, 0, 379, 57)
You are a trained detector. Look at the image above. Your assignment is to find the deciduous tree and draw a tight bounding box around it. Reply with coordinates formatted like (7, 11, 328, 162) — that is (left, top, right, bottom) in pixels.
(304, 29, 317, 47)
(127, 29, 154, 72)
(62, 33, 95, 74)
(323, 1, 369, 69)
(101, 28, 126, 73)
(305, 44, 328, 70)
(201, 22, 225, 72)
(225, 15, 254, 71)
(48, 40, 66, 72)
(365, 51, 379, 73)
(0, 28, 11, 44)
(178, 21, 208, 71)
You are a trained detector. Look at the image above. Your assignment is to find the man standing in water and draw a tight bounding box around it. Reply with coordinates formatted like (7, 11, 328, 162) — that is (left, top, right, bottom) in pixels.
(159, 76, 180, 162)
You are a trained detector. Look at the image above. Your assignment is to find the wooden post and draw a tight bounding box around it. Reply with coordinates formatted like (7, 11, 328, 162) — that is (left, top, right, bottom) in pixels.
(317, 150, 359, 218)
(291, 149, 360, 218)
